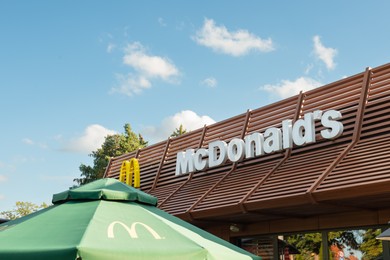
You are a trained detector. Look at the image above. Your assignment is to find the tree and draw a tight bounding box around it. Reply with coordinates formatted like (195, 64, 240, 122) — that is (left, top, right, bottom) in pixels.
(171, 124, 187, 137)
(0, 201, 48, 220)
(286, 233, 322, 259)
(360, 229, 382, 260)
(73, 124, 147, 186)
(286, 231, 360, 259)
(286, 229, 382, 260)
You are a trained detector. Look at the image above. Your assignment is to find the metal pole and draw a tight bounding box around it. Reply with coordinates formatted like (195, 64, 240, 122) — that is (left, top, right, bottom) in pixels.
(382, 227, 390, 260)
(321, 231, 329, 260)
(273, 235, 279, 260)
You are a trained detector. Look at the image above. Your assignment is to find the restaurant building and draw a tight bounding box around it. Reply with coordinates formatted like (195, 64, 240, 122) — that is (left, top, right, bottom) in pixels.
(105, 63, 390, 259)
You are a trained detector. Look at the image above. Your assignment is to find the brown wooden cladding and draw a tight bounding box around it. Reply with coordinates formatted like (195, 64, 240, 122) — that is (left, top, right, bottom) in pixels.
(106, 63, 390, 231)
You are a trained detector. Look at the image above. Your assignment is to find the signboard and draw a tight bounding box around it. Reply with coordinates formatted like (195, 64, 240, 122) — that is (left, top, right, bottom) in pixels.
(176, 110, 344, 175)
(119, 158, 140, 188)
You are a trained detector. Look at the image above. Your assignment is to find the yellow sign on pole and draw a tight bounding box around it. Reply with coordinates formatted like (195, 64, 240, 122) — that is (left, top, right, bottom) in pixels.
(119, 158, 140, 188)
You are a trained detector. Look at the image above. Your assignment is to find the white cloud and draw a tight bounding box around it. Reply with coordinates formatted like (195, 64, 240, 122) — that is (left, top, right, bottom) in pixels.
(142, 110, 216, 144)
(158, 17, 167, 27)
(0, 161, 15, 173)
(313, 35, 337, 70)
(304, 64, 314, 75)
(194, 18, 274, 56)
(112, 42, 180, 96)
(110, 74, 151, 97)
(21, 138, 48, 149)
(176, 21, 186, 31)
(0, 175, 7, 183)
(107, 43, 116, 53)
(0, 194, 4, 200)
(123, 42, 179, 80)
(261, 77, 323, 99)
(52, 134, 63, 141)
(201, 77, 217, 88)
(62, 124, 117, 153)
(22, 138, 34, 145)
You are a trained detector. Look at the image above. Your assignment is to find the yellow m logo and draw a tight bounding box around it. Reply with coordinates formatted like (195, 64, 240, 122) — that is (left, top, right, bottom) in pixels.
(119, 158, 140, 188)
(107, 221, 163, 240)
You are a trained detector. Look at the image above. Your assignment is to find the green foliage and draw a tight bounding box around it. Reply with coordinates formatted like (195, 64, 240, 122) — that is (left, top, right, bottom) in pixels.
(360, 229, 382, 260)
(0, 201, 48, 220)
(286, 233, 322, 256)
(287, 230, 382, 260)
(74, 124, 148, 186)
(170, 124, 187, 137)
(328, 230, 360, 250)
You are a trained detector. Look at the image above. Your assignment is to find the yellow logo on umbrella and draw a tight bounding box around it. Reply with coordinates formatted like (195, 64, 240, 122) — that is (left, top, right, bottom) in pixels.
(107, 221, 163, 240)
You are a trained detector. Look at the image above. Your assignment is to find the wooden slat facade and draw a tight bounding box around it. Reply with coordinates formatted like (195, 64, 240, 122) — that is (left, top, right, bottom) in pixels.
(106, 63, 390, 239)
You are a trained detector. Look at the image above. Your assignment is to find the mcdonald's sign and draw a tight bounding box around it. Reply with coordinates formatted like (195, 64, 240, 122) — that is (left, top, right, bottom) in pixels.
(107, 221, 163, 240)
(119, 158, 140, 188)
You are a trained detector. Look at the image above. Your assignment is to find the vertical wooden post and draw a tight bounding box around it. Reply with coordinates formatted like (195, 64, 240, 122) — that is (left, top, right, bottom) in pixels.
(321, 231, 329, 260)
(273, 236, 279, 260)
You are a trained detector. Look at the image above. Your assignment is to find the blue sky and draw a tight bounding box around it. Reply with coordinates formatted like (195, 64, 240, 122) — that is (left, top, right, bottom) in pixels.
(1, 1, 390, 212)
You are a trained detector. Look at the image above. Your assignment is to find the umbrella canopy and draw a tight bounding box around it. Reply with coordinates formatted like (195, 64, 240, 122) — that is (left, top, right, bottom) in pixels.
(377, 228, 390, 241)
(0, 178, 260, 260)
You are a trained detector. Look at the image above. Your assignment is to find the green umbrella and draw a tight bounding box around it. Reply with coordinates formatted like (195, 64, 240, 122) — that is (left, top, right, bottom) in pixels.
(0, 178, 260, 260)
(377, 228, 390, 241)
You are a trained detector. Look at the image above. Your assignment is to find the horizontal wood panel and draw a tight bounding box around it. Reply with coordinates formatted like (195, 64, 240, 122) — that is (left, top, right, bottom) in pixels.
(105, 63, 390, 233)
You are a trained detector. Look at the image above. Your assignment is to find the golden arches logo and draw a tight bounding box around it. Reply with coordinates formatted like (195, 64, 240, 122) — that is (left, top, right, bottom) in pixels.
(107, 221, 163, 240)
(119, 158, 140, 188)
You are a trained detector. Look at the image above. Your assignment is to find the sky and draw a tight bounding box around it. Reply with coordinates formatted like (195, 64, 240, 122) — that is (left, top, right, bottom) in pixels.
(1, 0, 390, 212)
